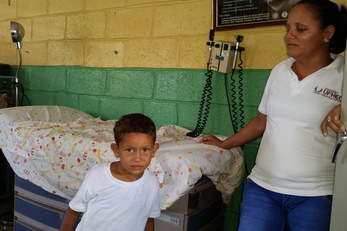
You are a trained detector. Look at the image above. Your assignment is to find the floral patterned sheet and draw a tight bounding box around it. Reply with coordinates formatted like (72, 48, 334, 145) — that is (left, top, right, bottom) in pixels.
(0, 106, 244, 210)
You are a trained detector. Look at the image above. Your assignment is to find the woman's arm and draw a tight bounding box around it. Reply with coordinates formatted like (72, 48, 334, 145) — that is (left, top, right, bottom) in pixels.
(60, 207, 81, 231)
(144, 218, 154, 231)
(199, 112, 267, 149)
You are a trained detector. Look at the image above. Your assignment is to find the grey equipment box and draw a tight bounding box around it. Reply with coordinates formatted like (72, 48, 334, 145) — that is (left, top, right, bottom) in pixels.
(155, 177, 225, 231)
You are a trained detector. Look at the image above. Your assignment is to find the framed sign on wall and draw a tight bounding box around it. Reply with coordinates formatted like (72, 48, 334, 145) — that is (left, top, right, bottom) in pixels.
(214, 0, 300, 30)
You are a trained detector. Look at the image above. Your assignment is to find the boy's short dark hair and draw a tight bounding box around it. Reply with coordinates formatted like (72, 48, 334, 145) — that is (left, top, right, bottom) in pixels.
(113, 113, 157, 144)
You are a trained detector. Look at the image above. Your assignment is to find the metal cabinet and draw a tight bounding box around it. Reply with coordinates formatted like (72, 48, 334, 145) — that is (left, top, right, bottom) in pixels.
(14, 176, 69, 231)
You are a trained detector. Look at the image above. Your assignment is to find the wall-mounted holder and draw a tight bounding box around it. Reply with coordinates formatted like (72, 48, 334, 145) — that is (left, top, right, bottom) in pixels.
(10, 21, 25, 107)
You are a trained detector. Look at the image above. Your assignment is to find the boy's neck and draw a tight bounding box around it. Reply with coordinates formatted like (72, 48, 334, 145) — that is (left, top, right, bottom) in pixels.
(110, 162, 144, 182)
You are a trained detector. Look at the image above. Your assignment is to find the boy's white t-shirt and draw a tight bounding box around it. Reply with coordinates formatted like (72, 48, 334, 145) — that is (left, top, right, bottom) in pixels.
(249, 55, 344, 196)
(69, 162, 161, 231)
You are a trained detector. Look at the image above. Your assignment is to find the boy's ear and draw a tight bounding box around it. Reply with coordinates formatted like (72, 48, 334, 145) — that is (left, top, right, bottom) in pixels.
(152, 143, 160, 157)
(110, 143, 120, 158)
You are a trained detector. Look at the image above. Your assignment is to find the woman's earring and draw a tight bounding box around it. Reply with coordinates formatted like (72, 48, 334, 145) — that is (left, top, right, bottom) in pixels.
(323, 38, 329, 43)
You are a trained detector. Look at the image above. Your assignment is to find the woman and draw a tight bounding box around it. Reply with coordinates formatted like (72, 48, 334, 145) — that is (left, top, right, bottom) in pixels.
(200, 1, 347, 230)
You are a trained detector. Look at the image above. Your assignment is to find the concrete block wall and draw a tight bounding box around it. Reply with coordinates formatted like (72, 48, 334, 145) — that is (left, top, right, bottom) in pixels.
(1, 0, 346, 69)
(0, 0, 212, 68)
(0, 0, 325, 69)
(17, 65, 269, 135)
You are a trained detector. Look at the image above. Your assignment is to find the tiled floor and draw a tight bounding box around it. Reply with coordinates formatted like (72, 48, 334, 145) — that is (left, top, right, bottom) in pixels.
(0, 196, 14, 231)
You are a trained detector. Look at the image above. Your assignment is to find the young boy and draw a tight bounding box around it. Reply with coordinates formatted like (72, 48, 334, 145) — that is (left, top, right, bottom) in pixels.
(60, 113, 161, 231)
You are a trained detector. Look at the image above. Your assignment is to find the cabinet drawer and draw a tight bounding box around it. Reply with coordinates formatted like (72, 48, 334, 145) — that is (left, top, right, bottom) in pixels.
(14, 196, 65, 230)
(15, 176, 70, 207)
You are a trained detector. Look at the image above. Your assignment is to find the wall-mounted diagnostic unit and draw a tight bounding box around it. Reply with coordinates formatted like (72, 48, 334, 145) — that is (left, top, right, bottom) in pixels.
(209, 36, 244, 74)
(187, 32, 245, 138)
(210, 41, 235, 73)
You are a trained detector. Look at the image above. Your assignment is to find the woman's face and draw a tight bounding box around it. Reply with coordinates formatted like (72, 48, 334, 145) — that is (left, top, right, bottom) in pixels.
(284, 4, 329, 60)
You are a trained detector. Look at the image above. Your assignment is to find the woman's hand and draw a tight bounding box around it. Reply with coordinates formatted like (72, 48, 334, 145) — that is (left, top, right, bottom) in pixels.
(199, 112, 267, 149)
(199, 135, 224, 148)
(321, 105, 345, 137)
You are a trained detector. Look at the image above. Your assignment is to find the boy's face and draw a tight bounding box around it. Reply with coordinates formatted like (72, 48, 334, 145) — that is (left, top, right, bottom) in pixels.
(111, 133, 159, 180)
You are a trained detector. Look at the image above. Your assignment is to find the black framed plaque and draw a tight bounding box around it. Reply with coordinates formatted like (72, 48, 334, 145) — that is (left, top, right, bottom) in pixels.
(215, 0, 300, 30)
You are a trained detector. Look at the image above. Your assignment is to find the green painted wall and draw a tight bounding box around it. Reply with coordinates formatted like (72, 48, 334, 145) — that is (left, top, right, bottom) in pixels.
(10, 65, 270, 231)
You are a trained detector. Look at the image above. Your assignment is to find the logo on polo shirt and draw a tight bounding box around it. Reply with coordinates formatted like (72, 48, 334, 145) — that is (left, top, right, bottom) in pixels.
(314, 86, 342, 102)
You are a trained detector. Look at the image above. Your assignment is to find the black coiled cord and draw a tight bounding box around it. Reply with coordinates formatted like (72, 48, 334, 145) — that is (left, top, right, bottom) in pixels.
(225, 50, 245, 134)
(237, 53, 245, 130)
(225, 71, 238, 134)
(186, 66, 213, 137)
